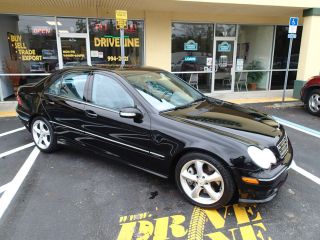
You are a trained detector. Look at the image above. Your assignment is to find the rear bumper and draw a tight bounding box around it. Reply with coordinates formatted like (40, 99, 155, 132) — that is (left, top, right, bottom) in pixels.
(16, 107, 31, 130)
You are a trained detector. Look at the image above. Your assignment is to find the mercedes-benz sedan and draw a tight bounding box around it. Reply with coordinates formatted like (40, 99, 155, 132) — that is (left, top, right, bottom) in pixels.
(16, 67, 293, 208)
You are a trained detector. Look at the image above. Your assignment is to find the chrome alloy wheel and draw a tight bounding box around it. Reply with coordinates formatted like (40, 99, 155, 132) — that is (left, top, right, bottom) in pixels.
(32, 120, 51, 149)
(309, 93, 320, 113)
(180, 159, 224, 205)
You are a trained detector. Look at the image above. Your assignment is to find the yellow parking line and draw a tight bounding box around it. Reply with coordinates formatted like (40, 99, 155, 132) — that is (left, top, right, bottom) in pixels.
(229, 97, 298, 104)
(0, 111, 17, 117)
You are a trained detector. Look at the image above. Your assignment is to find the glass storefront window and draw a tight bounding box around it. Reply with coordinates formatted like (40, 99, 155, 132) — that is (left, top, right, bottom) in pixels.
(174, 73, 212, 93)
(88, 19, 144, 66)
(272, 26, 302, 69)
(215, 24, 236, 37)
(270, 71, 297, 90)
(57, 17, 87, 33)
(237, 25, 274, 90)
(171, 23, 214, 72)
(0, 15, 58, 89)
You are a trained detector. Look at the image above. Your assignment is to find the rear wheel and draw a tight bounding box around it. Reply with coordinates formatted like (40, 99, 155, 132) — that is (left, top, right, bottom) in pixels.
(175, 152, 235, 209)
(31, 117, 57, 153)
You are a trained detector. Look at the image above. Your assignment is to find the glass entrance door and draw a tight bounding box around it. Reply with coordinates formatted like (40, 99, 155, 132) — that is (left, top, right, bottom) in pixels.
(214, 40, 236, 91)
(57, 33, 91, 69)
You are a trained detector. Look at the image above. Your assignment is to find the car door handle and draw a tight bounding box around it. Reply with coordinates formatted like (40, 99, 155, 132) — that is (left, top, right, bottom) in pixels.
(85, 110, 98, 118)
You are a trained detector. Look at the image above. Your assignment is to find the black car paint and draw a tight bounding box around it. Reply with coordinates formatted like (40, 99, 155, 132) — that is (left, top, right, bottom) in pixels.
(16, 66, 293, 202)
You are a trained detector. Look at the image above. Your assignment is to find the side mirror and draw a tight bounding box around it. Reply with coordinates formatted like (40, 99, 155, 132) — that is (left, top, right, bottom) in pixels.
(119, 107, 143, 120)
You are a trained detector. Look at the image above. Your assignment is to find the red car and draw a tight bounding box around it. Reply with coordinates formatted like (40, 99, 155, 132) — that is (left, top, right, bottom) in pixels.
(301, 75, 320, 116)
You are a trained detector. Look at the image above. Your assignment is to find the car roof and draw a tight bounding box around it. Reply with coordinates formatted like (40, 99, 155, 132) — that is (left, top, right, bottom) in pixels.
(54, 66, 164, 77)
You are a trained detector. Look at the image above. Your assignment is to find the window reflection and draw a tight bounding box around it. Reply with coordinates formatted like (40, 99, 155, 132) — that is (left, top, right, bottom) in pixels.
(273, 26, 302, 69)
(88, 19, 144, 67)
(57, 17, 87, 33)
(171, 23, 214, 72)
(215, 24, 236, 37)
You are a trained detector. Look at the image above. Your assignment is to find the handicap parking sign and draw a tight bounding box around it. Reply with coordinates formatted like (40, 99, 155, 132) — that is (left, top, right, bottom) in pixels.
(288, 17, 299, 34)
(290, 17, 299, 26)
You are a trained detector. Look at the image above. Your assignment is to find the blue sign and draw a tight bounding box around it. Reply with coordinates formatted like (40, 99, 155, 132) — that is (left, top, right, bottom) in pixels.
(218, 41, 231, 52)
(184, 40, 198, 51)
(288, 33, 297, 39)
(184, 56, 196, 62)
(289, 17, 299, 26)
(288, 17, 299, 34)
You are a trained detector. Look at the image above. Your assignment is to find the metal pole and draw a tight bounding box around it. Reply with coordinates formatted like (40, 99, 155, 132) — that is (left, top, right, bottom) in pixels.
(120, 29, 125, 68)
(282, 38, 293, 103)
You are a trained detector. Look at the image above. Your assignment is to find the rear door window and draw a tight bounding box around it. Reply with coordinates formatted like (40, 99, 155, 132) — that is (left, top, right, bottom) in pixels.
(59, 72, 89, 101)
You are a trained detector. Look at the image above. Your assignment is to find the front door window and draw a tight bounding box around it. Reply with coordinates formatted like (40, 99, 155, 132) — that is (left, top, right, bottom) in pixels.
(61, 37, 88, 67)
(214, 40, 235, 91)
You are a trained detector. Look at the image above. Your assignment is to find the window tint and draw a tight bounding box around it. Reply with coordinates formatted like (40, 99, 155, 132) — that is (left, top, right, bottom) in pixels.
(124, 71, 203, 111)
(45, 76, 62, 95)
(92, 73, 134, 110)
(60, 72, 89, 100)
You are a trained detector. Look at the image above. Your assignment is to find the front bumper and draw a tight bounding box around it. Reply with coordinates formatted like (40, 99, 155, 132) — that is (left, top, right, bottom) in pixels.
(234, 157, 293, 204)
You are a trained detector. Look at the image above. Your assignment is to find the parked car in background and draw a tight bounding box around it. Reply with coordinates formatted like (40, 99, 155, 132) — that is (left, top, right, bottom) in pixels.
(301, 75, 320, 116)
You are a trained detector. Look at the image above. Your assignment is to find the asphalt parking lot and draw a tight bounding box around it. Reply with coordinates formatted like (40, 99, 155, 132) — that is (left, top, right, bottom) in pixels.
(0, 102, 319, 240)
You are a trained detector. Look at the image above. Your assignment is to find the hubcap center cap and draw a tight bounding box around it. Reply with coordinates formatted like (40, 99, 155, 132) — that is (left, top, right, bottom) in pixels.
(198, 178, 206, 186)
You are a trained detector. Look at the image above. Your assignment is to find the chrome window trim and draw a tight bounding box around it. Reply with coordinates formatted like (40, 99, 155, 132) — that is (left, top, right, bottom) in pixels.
(49, 120, 165, 158)
(44, 93, 119, 114)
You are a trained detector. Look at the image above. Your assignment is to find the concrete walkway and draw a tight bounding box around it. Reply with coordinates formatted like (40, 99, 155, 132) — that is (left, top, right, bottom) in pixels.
(0, 101, 17, 117)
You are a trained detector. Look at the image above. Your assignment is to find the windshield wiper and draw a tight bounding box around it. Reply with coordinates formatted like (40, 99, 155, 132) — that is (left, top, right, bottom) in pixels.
(191, 96, 206, 103)
(161, 97, 206, 113)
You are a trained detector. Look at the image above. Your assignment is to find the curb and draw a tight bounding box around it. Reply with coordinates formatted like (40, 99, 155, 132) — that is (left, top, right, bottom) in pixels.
(0, 111, 17, 117)
(228, 97, 298, 104)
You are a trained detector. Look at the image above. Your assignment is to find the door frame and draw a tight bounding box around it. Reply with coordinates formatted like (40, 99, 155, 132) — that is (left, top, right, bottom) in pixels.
(212, 37, 237, 93)
(57, 33, 91, 69)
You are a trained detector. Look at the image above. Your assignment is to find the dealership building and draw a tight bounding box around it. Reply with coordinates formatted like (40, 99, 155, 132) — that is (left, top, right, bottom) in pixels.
(0, 0, 319, 101)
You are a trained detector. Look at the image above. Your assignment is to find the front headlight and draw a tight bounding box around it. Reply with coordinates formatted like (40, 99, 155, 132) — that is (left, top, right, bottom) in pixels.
(247, 146, 277, 169)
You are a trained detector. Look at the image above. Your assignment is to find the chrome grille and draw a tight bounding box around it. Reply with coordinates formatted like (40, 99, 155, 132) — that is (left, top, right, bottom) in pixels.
(277, 133, 289, 159)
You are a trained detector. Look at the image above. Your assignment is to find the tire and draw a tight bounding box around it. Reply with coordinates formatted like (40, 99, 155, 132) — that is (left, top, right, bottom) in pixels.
(305, 89, 320, 116)
(175, 152, 235, 209)
(31, 116, 57, 153)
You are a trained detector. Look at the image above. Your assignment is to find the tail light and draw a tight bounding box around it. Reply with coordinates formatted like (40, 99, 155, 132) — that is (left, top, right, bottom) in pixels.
(16, 94, 23, 106)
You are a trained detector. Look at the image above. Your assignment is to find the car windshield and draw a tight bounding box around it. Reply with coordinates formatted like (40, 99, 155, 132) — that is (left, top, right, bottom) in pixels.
(123, 71, 204, 111)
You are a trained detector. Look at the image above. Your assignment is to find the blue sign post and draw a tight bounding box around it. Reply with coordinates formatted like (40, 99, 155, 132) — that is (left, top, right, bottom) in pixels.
(282, 17, 299, 102)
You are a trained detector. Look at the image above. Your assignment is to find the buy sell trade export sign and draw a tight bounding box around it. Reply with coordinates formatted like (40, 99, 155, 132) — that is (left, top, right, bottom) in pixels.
(116, 204, 272, 240)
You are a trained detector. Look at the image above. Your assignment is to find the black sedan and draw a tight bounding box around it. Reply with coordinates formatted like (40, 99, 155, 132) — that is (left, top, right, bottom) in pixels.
(16, 67, 293, 208)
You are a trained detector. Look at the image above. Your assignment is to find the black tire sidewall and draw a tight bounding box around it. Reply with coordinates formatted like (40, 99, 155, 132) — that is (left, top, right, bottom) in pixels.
(306, 89, 320, 116)
(31, 116, 57, 153)
(175, 152, 235, 209)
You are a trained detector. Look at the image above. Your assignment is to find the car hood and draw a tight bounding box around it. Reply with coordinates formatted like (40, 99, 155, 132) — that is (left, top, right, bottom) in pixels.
(161, 98, 283, 147)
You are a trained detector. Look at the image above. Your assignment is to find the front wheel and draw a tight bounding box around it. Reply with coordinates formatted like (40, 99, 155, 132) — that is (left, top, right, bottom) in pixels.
(31, 117, 57, 153)
(306, 89, 320, 116)
(175, 152, 235, 209)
